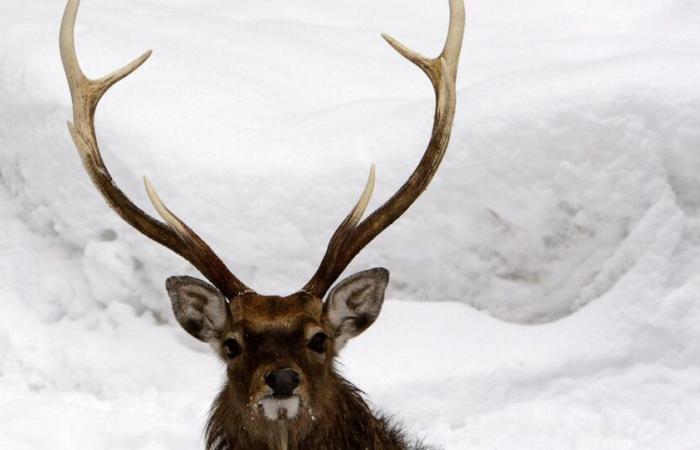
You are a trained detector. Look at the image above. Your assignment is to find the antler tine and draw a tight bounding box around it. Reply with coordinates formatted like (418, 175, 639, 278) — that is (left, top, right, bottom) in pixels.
(338, 164, 377, 232)
(309, 166, 375, 277)
(303, 0, 465, 298)
(144, 176, 195, 243)
(382, 0, 464, 88)
(60, 0, 250, 299)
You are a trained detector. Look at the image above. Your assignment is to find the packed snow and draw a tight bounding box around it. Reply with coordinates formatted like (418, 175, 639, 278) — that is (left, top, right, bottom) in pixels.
(2, 0, 700, 448)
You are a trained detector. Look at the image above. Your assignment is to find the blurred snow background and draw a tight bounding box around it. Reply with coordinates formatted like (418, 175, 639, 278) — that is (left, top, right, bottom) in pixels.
(1, 0, 700, 448)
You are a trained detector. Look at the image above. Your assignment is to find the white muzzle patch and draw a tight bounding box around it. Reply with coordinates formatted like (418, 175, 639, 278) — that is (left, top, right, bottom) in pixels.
(260, 395, 300, 421)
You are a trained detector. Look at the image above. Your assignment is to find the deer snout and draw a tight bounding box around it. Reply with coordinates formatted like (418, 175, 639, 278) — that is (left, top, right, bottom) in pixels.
(265, 368, 300, 397)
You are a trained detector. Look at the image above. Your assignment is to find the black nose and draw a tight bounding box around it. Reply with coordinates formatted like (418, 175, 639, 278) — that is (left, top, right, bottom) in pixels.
(265, 368, 300, 396)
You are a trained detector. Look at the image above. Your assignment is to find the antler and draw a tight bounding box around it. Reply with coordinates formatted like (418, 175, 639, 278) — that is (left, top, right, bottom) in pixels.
(59, 0, 250, 299)
(303, 0, 465, 298)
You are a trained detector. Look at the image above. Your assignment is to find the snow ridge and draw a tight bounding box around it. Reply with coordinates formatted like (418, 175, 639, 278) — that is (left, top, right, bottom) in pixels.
(1, 0, 700, 448)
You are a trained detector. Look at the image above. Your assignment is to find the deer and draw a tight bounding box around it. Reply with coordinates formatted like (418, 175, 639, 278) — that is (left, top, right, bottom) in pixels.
(59, 0, 464, 448)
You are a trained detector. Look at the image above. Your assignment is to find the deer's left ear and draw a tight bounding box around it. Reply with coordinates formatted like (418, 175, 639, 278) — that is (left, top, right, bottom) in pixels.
(323, 268, 389, 351)
(166, 276, 229, 343)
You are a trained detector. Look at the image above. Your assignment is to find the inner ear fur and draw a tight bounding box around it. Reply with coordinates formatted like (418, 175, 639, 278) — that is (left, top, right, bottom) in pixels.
(166, 276, 228, 343)
(323, 268, 389, 350)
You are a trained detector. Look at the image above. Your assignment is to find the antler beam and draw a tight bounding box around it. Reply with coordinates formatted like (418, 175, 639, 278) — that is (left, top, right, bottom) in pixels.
(60, 0, 250, 299)
(303, 0, 465, 298)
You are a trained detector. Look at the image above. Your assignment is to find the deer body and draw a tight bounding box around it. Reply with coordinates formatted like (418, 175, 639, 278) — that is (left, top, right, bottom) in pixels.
(59, 0, 464, 448)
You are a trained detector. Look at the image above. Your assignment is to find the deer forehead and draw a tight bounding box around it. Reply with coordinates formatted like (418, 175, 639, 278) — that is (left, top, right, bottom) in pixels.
(230, 292, 324, 333)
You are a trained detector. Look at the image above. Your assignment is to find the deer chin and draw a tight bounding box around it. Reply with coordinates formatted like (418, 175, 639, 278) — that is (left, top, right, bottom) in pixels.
(259, 395, 301, 421)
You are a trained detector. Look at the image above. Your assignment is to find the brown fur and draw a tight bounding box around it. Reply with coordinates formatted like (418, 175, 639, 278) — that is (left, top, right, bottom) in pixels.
(201, 291, 425, 450)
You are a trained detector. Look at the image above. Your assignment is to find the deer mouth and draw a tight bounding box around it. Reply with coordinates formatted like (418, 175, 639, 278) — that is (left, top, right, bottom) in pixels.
(259, 395, 301, 421)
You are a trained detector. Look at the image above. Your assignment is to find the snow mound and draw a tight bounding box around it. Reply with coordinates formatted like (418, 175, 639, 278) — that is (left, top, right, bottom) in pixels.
(2, 0, 700, 448)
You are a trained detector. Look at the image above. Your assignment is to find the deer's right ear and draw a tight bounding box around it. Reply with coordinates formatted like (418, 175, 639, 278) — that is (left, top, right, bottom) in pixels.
(166, 276, 229, 343)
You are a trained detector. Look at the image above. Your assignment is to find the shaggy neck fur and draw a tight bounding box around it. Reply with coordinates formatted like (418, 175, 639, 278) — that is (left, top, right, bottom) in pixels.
(205, 372, 419, 450)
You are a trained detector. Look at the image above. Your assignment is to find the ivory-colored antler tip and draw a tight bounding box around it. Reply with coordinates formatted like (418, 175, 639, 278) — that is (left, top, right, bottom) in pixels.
(143, 176, 159, 198)
(143, 175, 157, 199)
(128, 50, 154, 71)
(143, 175, 167, 214)
(381, 33, 405, 51)
(381, 33, 397, 45)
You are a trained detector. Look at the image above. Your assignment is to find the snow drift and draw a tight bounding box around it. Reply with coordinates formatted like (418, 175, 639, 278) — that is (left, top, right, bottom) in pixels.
(1, 0, 700, 448)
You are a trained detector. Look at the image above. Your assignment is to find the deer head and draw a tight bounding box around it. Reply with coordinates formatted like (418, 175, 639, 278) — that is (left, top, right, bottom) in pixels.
(60, 0, 464, 446)
(167, 270, 388, 423)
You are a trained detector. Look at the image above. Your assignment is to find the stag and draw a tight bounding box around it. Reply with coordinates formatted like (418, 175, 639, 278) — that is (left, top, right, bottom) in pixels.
(60, 0, 464, 448)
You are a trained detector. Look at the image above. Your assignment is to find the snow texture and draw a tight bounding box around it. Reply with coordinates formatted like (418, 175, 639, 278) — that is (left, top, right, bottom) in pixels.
(1, 0, 700, 448)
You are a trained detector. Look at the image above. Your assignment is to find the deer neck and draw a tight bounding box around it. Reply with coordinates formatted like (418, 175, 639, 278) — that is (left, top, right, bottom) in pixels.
(273, 421, 289, 450)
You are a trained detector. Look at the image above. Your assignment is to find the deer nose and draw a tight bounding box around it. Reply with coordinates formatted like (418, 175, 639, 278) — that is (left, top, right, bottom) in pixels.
(265, 368, 300, 396)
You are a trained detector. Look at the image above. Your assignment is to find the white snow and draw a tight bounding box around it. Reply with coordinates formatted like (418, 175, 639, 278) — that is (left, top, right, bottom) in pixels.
(1, 0, 700, 448)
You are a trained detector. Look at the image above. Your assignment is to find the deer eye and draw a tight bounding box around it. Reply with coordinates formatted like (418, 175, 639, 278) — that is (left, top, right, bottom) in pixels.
(223, 338, 242, 359)
(308, 332, 328, 354)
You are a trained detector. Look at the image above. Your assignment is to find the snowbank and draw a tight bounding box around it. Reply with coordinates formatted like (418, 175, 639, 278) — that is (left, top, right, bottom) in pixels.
(1, 0, 700, 448)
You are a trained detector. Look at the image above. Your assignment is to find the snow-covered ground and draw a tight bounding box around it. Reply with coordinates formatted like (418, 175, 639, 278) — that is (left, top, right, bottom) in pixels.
(1, 0, 700, 448)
